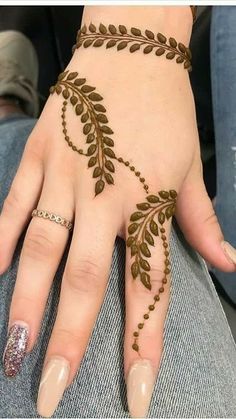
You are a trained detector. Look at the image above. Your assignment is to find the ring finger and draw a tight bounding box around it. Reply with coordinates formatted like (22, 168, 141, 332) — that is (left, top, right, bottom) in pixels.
(3, 172, 74, 376)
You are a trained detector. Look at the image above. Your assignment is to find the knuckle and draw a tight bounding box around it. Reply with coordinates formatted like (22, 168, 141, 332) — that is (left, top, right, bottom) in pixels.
(50, 327, 86, 359)
(52, 327, 81, 343)
(2, 187, 24, 215)
(150, 265, 169, 292)
(203, 211, 218, 226)
(150, 264, 167, 284)
(134, 264, 167, 297)
(24, 135, 44, 161)
(12, 294, 33, 305)
(23, 226, 57, 260)
(65, 259, 103, 294)
(11, 295, 35, 312)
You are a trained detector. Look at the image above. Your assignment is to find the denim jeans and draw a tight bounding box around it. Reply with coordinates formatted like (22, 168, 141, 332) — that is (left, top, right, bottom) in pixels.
(0, 115, 236, 417)
(211, 6, 236, 304)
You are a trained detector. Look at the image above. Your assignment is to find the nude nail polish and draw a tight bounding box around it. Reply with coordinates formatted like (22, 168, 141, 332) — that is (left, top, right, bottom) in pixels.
(127, 359, 155, 418)
(3, 322, 29, 377)
(37, 356, 70, 418)
(221, 241, 236, 264)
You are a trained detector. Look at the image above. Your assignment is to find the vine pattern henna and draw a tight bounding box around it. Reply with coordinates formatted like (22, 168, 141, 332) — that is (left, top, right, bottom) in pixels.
(127, 191, 176, 290)
(50, 70, 115, 196)
(50, 69, 177, 355)
(73, 23, 192, 71)
(127, 191, 177, 353)
(50, 70, 149, 195)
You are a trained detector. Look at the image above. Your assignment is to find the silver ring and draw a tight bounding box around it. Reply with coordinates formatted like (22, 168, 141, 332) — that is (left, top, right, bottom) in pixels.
(31, 209, 73, 231)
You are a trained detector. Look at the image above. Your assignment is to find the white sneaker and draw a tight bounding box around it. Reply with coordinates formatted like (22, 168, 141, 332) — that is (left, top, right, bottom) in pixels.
(0, 30, 39, 117)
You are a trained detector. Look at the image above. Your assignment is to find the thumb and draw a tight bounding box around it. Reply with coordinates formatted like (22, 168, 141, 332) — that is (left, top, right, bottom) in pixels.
(175, 157, 236, 272)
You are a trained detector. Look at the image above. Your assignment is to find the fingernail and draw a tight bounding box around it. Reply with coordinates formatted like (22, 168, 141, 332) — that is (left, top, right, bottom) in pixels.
(127, 359, 155, 418)
(37, 356, 70, 418)
(221, 241, 236, 264)
(3, 322, 29, 377)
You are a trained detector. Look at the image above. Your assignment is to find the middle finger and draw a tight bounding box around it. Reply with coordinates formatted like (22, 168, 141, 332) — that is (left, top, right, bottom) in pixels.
(36, 200, 118, 418)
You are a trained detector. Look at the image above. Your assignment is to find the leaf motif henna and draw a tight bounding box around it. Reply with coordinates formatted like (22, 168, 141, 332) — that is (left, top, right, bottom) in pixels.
(51, 70, 149, 195)
(126, 190, 177, 290)
(74, 23, 192, 71)
(50, 68, 178, 355)
(127, 190, 177, 354)
(50, 70, 116, 196)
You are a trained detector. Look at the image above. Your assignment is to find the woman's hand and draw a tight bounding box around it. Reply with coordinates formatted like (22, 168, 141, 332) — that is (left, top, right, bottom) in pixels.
(1, 6, 235, 418)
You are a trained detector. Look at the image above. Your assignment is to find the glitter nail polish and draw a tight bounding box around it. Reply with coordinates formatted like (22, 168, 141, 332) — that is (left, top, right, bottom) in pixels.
(3, 323, 29, 377)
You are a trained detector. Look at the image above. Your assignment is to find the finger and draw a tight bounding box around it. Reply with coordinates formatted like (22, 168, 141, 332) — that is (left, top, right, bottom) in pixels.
(3, 172, 74, 377)
(124, 190, 176, 418)
(0, 138, 44, 274)
(175, 156, 236, 272)
(36, 201, 118, 418)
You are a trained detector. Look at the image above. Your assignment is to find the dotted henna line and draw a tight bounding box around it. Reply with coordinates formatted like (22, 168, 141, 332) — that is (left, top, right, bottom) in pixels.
(114, 156, 149, 194)
(51, 70, 176, 355)
(61, 101, 87, 156)
(132, 226, 170, 355)
(60, 99, 149, 194)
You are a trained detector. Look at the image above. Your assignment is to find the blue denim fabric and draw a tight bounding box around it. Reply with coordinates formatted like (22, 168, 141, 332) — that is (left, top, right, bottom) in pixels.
(0, 116, 236, 417)
(211, 6, 236, 304)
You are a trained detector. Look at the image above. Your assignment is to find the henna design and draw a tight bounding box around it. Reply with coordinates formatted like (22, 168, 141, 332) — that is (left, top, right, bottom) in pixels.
(50, 70, 116, 196)
(50, 68, 177, 355)
(73, 23, 192, 71)
(127, 191, 176, 289)
(115, 155, 149, 193)
(127, 191, 177, 354)
(50, 70, 149, 195)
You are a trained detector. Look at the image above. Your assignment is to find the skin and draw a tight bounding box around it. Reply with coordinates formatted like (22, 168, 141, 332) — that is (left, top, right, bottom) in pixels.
(0, 5, 235, 414)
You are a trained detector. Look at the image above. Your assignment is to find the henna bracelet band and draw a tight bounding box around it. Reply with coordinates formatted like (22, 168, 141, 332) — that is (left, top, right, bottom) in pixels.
(73, 23, 192, 71)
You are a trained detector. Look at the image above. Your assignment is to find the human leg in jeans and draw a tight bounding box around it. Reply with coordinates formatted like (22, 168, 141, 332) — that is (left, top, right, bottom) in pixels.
(211, 6, 236, 304)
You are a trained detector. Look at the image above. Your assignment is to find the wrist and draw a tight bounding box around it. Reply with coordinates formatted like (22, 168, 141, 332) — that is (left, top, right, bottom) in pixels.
(69, 28, 192, 91)
(60, 5, 194, 106)
(82, 6, 193, 46)
(70, 5, 193, 80)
